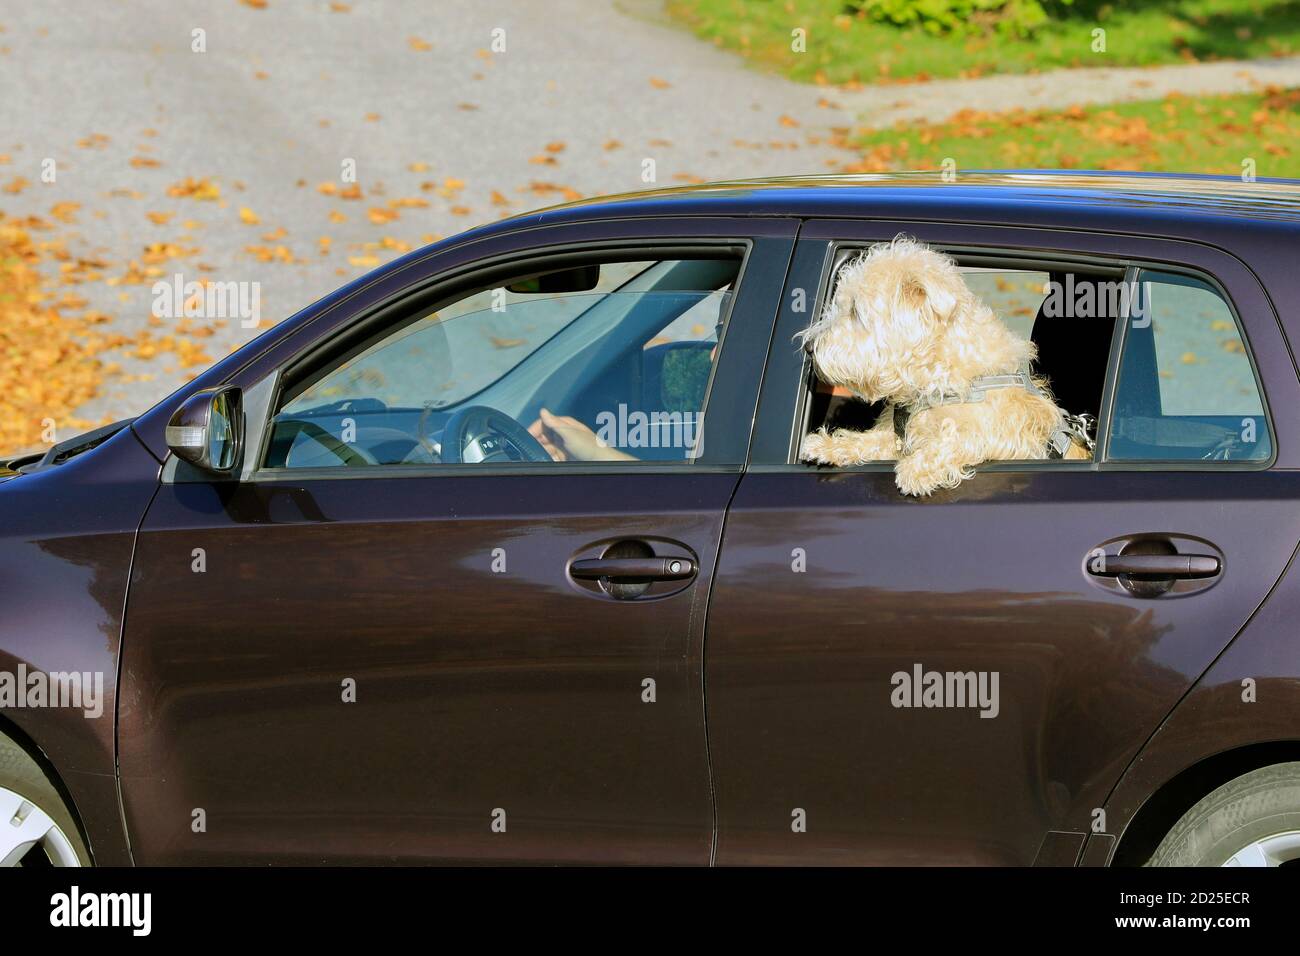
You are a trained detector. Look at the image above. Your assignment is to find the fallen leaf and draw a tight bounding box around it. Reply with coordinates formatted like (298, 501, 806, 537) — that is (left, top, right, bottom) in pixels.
(49, 202, 80, 223)
(167, 177, 220, 200)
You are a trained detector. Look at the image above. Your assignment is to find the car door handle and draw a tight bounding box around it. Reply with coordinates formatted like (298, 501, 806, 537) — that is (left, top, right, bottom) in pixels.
(1088, 554, 1221, 578)
(569, 557, 697, 580)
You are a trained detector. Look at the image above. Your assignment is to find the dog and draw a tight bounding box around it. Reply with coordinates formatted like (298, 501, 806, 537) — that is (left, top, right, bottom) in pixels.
(799, 236, 1089, 496)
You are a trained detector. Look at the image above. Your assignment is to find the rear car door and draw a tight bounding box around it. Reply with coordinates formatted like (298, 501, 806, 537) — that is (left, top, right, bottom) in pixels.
(118, 218, 795, 863)
(705, 220, 1300, 865)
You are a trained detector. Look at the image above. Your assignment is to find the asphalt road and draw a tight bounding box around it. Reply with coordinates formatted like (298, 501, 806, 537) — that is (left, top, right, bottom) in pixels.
(0, 0, 846, 424)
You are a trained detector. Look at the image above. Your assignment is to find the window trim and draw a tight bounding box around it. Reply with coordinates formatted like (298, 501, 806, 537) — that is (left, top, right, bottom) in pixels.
(250, 238, 756, 479)
(781, 239, 1276, 473)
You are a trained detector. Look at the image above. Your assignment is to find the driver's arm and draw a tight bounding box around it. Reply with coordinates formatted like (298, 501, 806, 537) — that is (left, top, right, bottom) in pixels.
(527, 407, 637, 462)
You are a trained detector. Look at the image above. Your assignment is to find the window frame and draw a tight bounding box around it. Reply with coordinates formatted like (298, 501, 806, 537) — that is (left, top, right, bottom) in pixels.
(761, 236, 1277, 474)
(247, 238, 760, 480)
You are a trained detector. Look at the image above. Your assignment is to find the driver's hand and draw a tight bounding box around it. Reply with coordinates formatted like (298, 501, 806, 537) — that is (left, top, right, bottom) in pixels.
(528, 408, 635, 462)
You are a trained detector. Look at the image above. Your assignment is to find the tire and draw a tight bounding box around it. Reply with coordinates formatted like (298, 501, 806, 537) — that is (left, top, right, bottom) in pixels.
(1146, 762, 1300, 867)
(0, 732, 90, 866)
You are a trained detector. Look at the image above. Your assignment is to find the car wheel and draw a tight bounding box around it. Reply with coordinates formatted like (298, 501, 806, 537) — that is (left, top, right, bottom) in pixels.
(1146, 762, 1300, 867)
(0, 733, 88, 866)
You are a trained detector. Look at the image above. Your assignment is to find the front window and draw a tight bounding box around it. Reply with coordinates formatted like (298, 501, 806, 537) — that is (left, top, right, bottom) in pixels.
(264, 254, 741, 469)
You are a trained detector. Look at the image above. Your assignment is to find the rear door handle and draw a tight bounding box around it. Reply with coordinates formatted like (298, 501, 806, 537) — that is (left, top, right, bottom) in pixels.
(569, 557, 697, 580)
(1088, 554, 1221, 579)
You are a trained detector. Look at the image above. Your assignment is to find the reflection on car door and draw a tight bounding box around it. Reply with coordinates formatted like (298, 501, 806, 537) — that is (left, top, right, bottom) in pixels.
(117, 223, 796, 864)
(705, 221, 1300, 865)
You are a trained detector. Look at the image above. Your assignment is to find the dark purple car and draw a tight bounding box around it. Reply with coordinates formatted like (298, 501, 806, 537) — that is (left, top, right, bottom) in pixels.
(4, 171, 1300, 866)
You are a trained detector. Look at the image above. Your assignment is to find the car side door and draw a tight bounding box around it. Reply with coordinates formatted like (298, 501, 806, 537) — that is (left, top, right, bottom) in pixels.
(118, 218, 795, 864)
(705, 219, 1300, 865)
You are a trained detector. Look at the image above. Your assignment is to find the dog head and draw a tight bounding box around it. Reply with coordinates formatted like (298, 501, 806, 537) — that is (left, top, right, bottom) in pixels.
(798, 236, 1025, 403)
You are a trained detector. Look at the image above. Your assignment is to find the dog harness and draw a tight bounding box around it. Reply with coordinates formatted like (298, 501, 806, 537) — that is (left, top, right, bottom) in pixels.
(890, 365, 1096, 459)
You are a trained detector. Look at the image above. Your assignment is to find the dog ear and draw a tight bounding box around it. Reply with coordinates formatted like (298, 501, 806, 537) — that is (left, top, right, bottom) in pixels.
(922, 276, 958, 322)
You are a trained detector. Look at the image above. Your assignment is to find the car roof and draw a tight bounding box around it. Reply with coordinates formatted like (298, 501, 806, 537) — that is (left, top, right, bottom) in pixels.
(489, 171, 1300, 236)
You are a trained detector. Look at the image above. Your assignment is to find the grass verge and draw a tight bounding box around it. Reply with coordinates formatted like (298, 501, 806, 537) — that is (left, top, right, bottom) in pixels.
(665, 0, 1300, 84)
(841, 87, 1300, 175)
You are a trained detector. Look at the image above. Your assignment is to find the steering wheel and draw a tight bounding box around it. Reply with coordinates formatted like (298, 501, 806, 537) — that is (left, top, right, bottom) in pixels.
(439, 405, 551, 464)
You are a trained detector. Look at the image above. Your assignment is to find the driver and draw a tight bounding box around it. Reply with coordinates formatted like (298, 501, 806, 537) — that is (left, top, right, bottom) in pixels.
(528, 315, 722, 462)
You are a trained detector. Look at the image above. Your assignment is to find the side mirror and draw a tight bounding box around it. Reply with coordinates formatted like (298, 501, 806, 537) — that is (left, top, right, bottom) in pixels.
(165, 386, 243, 475)
(643, 341, 714, 412)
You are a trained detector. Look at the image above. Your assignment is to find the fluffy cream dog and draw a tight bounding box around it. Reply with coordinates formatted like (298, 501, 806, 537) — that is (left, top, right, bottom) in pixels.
(799, 236, 1088, 496)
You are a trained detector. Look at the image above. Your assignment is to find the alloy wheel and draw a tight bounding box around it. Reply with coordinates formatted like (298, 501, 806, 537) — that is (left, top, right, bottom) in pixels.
(0, 784, 82, 867)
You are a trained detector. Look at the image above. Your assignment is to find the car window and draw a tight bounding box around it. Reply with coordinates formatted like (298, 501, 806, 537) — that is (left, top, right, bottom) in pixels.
(264, 254, 741, 469)
(960, 267, 1049, 340)
(1108, 270, 1271, 462)
(802, 256, 1113, 461)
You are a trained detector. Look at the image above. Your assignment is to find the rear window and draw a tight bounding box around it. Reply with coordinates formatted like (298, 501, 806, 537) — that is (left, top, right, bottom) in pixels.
(1108, 270, 1270, 462)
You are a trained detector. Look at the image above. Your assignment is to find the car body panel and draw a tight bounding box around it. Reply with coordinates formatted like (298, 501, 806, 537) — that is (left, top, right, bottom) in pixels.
(1096, 543, 1300, 866)
(115, 219, 797, 864)
(0, 426, 160, 865)
(118, 474, 734, 864)
(704, 219, 1300, 865)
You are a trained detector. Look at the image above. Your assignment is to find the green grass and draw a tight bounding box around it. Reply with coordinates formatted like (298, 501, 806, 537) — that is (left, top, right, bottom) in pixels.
(844, 87, 1300, 176)
(665, 0, 1300, 83)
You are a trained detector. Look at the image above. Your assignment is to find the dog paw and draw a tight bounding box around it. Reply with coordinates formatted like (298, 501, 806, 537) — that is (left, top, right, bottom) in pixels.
(894, 470, 936, 497)
(799, 430, 834, 464)
(895, 457, 971, 497)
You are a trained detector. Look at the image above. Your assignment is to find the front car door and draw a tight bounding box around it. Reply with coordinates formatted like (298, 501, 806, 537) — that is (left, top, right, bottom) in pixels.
(706, 219, 1300, 864)
(118, 217, 795, 863)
